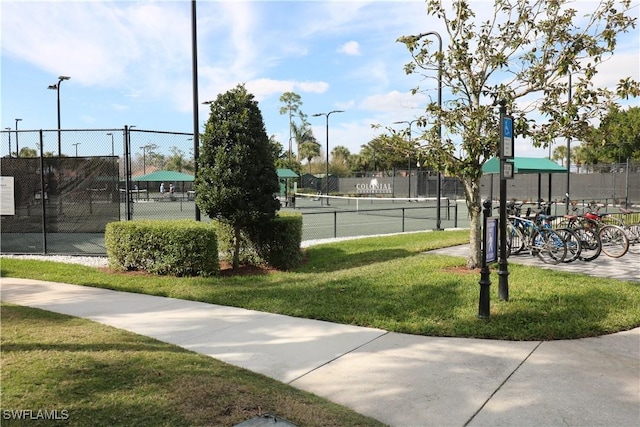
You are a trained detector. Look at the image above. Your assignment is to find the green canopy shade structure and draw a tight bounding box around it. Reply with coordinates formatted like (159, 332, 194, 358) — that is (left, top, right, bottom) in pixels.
(276, 168, 299, 178)
(482, 157, 567, 174)
(482, 157, 567, 208)
(276, 169, 299, 201)
(132, 170, 195, 182)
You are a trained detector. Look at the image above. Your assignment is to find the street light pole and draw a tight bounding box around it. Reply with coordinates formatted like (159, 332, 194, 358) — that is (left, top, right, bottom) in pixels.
(107, 132, 114, 156)
(565, 73, 572, 214)
(394, 119, 418, 198)
(15, 118, 22, 157)
(5, 127, 11, 158)
(47, 75, 70, 156)
(73, 142, 80, 157)
(312, 110, 344, 200)
(414, 31, 443, 229)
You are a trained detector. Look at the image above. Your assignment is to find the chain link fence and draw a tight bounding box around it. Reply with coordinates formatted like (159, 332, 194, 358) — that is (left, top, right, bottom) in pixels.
(1, 128, 194, 254)
(1, 127, 637, 255)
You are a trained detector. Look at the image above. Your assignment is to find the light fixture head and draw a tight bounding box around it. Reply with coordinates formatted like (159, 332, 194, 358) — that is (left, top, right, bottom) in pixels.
(311, 113, 323, 117)
(15, 118, 22, 122)
(47, 84, 57, 90)
(59, 76, 71, 81)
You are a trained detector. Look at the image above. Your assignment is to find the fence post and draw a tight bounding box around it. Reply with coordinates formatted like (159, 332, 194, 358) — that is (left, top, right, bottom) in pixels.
(454, 203, 458, 228)
(39, 130, 48, 254)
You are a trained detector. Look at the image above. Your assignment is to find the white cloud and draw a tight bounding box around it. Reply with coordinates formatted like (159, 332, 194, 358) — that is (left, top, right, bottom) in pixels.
(338, 41, 361, 56)
(359, 90, 427, 113)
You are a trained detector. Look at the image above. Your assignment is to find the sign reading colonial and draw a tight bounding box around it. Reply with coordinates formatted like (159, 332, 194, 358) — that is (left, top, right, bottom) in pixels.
(355, 178, 393, 194)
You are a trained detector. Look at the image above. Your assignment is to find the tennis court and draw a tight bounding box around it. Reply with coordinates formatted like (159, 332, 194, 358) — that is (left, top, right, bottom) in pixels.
(1, 194, 470, 254)
(287, 194, 470, 240)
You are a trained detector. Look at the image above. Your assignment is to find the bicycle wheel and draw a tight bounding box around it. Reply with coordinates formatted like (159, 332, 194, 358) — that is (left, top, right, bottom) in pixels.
(574, 227, 602, 261)
(507, 222, 526, 256)
(599, 225, 629, 258)
(531, 229, 566, 264)
(555, 228, 582, 263)
(627, 225, 640, 254)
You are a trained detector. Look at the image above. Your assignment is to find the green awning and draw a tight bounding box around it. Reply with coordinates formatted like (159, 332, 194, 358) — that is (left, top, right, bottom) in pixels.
(277, 168, 299, 178)
(482, 157, 567, 174)
(132, 170, 195, 182)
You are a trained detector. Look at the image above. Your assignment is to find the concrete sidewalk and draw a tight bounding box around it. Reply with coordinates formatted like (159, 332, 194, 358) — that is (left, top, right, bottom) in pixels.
(2, 277, 638, 427)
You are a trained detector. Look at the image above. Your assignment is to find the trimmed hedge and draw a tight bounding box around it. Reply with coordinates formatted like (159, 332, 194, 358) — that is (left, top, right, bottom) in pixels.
(105, 220, 219, 277)
(216, 212, 304, 270)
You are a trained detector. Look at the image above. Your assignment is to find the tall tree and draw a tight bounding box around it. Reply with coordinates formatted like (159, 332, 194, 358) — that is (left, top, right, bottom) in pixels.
(165, 147, 190, 172)
(279, 92, 307, 162)
(552, 145, 567, 166)
(581, 106, 640, 163)
(299, 140, 321, 174)
(291, 121, 317, 162)
(17, 147, 38, 158)
(196, 84, 280, 270)
(398, 0, 639, 268)
(330, 145, 352, 177)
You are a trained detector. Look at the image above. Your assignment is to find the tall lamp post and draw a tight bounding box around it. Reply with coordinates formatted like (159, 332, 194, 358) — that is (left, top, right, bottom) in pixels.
(72, 142, 80, 157)
(47, 75, 70, 156)
(312, 110, 344, 199)
(15, 118, 22, 157)
(394, 119, 418, 198)
(5, 127, 11, 157)
(414, 31, 443, 229)
(565, 73, 572, 214)
(106, 132, 114, 156)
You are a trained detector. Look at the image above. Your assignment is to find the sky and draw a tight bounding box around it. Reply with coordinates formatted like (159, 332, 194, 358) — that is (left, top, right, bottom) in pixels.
(2, 0, 639, 161)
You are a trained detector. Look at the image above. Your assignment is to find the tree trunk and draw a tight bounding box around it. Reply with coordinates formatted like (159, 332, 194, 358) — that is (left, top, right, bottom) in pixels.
(462, 176, 482, 269)
(233, 225, 241, 270)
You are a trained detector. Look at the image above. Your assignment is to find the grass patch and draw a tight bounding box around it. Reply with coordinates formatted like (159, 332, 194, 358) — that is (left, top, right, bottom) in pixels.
(2, 229, 639, 340)
(1, 304, 384, 427)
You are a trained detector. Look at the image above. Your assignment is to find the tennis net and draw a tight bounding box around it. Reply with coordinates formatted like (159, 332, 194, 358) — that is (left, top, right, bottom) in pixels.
(293, 193, 447, 219)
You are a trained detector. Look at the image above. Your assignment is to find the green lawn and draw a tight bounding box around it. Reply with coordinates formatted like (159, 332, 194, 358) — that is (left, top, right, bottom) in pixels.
(3, 229, 639, 340)
(3, 230, 640, 426)
(1, 304, 383, 427)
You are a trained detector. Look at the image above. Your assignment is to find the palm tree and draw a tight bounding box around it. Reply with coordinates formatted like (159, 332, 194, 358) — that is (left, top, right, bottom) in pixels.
(299, 141, 321, 174)
(552, 145, 567, 166)
(291, 121, 316, 161)
(331, 145, 352, 177)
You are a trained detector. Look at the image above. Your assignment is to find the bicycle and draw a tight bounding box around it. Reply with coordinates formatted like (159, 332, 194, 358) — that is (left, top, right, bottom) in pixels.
(581, 205, 630, 258)
(506, 203, 567, 264)
(558, 202, 628, 259)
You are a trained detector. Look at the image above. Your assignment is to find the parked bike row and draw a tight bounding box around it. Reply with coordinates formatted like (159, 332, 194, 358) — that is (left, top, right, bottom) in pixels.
(503, 201, 640, 265)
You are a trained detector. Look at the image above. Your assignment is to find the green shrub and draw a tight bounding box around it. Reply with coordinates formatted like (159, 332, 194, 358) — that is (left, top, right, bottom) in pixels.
(105, 220, 219, 277)
(248, 212, 303, 270)
(214, 220, 261, 266)
(214, 212, 303, 270)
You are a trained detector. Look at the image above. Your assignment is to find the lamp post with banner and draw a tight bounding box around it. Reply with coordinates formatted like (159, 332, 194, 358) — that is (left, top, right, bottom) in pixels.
(498, 100, 513, 301)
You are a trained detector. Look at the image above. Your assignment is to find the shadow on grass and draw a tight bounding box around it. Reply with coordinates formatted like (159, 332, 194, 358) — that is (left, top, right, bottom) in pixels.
(2, 305, 385, 427)
(295, 246, 415, 273)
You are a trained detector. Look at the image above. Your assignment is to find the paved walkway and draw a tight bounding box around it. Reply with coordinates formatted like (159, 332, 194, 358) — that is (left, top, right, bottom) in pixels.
(2, 273, 638, 426)
(431, 244, 640, 282)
